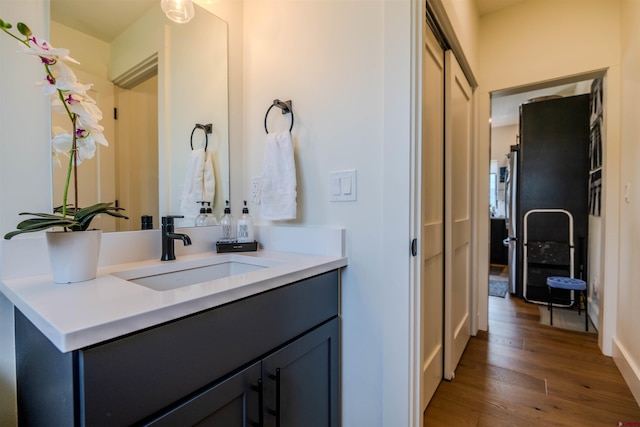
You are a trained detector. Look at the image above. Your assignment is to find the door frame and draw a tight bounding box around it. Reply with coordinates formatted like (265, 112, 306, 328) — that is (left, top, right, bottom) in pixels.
(409, 1, 480, 423)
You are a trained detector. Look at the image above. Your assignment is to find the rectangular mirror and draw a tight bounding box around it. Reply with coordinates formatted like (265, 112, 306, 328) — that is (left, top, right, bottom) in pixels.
(50, 0, 229, 231)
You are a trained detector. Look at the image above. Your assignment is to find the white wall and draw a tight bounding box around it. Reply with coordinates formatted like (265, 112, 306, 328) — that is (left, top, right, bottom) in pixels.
(478, 0, 622, 355)
(615, 0, 640, 404)
(242, 2, 387, 424)
(0, 2, 50, 425)
(490, 124, 516, 166)
(195, 0, 244, 218)
(51, 21, 109, 79)
(164, 9, 229, 223)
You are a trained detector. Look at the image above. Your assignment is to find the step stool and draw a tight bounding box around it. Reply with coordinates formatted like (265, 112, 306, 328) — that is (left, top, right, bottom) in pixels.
(546, 276, 588, 332)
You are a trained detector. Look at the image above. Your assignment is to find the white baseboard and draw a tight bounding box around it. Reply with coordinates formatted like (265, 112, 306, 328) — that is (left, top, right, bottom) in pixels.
(612, 337, 640, 406)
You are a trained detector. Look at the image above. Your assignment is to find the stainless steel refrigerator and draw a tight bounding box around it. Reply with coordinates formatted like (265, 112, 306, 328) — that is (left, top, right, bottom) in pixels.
(505, 147, 518, 295)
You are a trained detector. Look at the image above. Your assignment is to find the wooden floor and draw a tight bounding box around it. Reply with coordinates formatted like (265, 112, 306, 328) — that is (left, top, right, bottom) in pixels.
(424, 273, 640, 426)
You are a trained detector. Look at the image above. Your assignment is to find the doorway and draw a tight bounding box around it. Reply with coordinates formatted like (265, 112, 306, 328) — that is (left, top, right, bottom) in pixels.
(488, 74, 603, 332)
(114, 75, 159, 231)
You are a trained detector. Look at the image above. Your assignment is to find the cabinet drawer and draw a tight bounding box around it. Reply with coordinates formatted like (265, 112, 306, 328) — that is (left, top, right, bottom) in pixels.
(80, 270, 338, 426)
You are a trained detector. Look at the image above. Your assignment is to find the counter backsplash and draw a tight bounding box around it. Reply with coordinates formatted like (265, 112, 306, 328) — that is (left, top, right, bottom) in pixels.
(1, 225, 345, 280)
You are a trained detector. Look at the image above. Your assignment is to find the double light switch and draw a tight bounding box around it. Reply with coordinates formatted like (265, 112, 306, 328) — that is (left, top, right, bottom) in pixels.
(329, 170, 357, 202)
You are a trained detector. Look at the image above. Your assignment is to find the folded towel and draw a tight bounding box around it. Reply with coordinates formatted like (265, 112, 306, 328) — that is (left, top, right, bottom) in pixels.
(257, 131, 297, 220)
(179, 148, 215, 219)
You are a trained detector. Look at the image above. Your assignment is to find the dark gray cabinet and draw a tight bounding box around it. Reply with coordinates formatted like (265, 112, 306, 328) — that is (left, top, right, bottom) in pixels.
(262, 318, 339, 427)
(146, 361, 262, 427)
(15, 270, 340, 426)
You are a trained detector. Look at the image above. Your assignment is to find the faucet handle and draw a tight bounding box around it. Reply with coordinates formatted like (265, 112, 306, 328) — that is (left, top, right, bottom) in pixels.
(162, 215, 184, 226)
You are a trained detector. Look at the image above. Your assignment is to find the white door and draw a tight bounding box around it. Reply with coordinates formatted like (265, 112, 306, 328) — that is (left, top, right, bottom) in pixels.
(444, 50, 473, 380)
(420, 24, 445, 409)
(114, 75, 159, 231)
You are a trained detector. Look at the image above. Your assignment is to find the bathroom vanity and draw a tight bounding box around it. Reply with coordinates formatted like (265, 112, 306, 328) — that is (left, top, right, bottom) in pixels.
(2, 245, 345, 426)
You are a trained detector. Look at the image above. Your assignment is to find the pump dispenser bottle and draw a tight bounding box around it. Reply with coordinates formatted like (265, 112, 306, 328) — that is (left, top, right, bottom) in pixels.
(195, 202, 207, 227)
(205, 202, 218, 225)
(220, 200, 236, 241)
(236, 201, 254, 243)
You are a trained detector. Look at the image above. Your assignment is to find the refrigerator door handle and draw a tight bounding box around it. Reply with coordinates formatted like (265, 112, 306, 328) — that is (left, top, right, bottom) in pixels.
(503, 237, 517, 246)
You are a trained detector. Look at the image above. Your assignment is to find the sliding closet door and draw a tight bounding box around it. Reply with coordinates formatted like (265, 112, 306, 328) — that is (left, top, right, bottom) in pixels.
(443, 50, 473, 380)
(420, 24, 445, 409)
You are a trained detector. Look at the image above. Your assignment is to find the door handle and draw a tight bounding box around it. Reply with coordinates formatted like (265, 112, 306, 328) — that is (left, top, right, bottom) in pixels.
(250, 379, 263, 427)
(267, 369, 281, 427)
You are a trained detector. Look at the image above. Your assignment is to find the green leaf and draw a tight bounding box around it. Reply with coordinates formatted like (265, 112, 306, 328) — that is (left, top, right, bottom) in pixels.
(103, 210, 129, 220)
(4, 217, 80, 239)
(5, 203, 128, 239)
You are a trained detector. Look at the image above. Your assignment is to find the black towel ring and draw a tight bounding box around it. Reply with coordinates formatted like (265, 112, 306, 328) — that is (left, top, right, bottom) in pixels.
(264, 99, 294, 134)
(190, 123, 213, 151)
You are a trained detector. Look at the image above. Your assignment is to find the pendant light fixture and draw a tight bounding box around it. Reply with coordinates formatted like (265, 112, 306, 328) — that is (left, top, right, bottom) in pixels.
(161, 0, 195, 24)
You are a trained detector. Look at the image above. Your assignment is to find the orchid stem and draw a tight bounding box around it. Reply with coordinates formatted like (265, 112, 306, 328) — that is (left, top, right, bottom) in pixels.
(61, 114, 77, 219)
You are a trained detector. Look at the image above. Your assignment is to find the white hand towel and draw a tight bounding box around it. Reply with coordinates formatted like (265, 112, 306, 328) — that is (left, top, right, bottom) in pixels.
(203, 150, 216, 204)
(179, 148, 216, 219)
(257, 131, 297, 220)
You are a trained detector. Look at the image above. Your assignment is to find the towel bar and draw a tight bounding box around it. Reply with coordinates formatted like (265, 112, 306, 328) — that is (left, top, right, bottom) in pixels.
(264, 99, 294, 133)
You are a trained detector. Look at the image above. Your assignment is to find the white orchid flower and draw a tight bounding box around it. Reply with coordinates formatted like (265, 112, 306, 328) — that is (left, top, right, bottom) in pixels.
(1, 19, 128, 235)
(51, 131, 72, 155)
(77, 116, 106, 139)
(86, 131, 108, 147)
(65, 93, 102, 121)
(51, 126, 70, 167)
(20, 36, 79, 64)
(51, 93, 102, 125)
(49, 60, 91, 93)
(51, 126, 105, 165)
(35, 59, 92, 98)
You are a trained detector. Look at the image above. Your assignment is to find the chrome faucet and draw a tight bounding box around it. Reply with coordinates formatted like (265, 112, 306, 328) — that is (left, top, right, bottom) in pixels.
(161, 216, 192, 261)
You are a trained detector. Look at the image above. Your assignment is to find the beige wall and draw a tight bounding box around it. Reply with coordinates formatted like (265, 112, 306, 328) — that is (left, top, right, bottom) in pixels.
(479, 0, 620, 91)
(616, 0, 640, 404)
(441, 0, 479, 77)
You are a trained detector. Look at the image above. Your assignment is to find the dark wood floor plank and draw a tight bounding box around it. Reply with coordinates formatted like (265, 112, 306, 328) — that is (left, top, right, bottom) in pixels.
(424, 291, 640, 426)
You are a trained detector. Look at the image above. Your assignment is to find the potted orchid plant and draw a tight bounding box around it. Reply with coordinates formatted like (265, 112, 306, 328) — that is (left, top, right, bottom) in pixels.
(1, 19, 127, 282)
(1, 19, 127, 238)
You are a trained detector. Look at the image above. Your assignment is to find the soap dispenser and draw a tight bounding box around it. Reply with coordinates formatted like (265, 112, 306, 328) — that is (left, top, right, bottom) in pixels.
(205, 202, 218, 226)
(195, 201, 207, 227)
(236, 201, 254, 243)
(220, 200, 236, 241)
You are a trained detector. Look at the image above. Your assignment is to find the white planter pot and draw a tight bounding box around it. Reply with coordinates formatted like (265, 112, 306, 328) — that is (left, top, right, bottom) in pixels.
(46, 230, 102, 284)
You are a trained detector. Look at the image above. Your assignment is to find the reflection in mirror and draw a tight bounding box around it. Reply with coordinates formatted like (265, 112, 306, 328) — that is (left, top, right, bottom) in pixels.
(489, 159, 498, 217)
(50, 0, 229, 231)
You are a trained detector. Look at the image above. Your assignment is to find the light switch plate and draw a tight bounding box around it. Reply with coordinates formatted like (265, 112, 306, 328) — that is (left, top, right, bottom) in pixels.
(329, 170, 357, 202)
(250, 176, 261, 204)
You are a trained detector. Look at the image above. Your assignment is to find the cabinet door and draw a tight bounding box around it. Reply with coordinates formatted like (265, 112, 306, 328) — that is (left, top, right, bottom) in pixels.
(262, 318, 339, 427)
(145, 362, 262, 427)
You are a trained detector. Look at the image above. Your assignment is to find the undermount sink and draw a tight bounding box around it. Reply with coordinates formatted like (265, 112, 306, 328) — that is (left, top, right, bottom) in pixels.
(112, 255, 282, 291)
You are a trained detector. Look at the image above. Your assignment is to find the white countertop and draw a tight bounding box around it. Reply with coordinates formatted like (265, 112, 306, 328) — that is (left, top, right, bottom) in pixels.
(0, 250, 347, 353)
